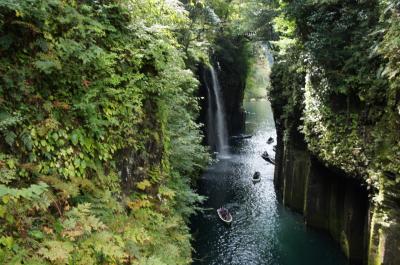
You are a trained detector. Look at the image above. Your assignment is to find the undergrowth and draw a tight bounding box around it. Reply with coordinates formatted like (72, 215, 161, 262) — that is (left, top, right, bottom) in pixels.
(0, 0, 209, 264)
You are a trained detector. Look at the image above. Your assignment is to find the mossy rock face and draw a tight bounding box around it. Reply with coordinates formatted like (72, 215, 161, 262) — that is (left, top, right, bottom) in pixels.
(197, 46, 248, 145)
(383, 222, 400, 265)
(212, 35, 250, 136)
(368, 208, 400, 265)
(269, 0, 400, 263)
(275, 138, 369, 263)
(281, 146, 310, 213)
(340, 231, 350, 259)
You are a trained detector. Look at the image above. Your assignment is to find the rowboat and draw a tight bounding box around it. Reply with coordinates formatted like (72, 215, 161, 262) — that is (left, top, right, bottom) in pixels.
(217, 207, 232, 225)
(230, 134, 252, 140)
(252, 171, 261, 183)
(261, 151, 275, 165)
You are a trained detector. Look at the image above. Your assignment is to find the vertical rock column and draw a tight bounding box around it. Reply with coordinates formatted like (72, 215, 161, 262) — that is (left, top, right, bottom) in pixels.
(367, 184, 400, 265)
(274, 133, 369, 264)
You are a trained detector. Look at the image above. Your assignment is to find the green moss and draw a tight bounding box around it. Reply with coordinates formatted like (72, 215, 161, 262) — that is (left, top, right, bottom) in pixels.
(340, 231, 350, 258)
(269, 2, 400, 262)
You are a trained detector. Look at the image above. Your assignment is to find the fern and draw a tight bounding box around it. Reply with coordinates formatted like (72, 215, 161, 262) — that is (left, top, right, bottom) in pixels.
(3, 131, 16, 146)
(61, 203, 106, 240)
(0, 112, 22, 131)
(0, 0, 210, 264)
(0, 168, 17, 185)
(0, 182, 48, 201)
(38, 240, 73, 264)
(80, 231, 127, 263)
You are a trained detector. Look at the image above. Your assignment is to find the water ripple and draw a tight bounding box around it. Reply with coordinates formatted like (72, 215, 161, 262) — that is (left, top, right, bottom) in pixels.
(191, 100, 348, 265)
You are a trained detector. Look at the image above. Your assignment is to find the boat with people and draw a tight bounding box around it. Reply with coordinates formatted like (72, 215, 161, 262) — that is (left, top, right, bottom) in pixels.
(261, 151, 275, 165)
(252, 171, 261, 183)
(217, 207, 233, 225)
(267, 137, 274, 144)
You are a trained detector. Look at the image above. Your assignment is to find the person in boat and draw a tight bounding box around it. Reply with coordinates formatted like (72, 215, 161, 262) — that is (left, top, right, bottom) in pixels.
(220, 208, 229, 219)
(267, 137, 274, 144)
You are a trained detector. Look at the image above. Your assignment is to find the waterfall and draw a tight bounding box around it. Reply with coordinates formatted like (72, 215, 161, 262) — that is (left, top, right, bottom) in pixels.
(206, 66, 229, 155)
(204, 72, 216, 150)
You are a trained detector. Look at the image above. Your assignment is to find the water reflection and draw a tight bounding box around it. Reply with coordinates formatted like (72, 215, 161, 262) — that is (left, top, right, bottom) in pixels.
(192, 100, 347, 265)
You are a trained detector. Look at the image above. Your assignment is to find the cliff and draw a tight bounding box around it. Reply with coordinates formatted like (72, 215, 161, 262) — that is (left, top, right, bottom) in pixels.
(212, 36, 249, 136)
(198, 35, 250, 146)
(270, 1, 400, 264)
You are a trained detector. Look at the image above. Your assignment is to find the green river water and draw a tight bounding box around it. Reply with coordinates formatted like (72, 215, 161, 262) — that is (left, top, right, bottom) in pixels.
(191, 100, 348, 265)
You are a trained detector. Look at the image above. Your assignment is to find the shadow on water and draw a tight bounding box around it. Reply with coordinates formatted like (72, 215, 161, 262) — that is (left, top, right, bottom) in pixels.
(191, 100, 348, 265)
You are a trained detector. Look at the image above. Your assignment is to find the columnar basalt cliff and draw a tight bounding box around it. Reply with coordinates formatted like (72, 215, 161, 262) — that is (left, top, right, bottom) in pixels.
(269, 1, 400, 264)
(273, 116, 370, 265)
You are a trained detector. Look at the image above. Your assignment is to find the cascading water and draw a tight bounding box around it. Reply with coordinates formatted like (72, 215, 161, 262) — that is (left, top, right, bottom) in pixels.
(206, 66, 229, 156)
(205, 75, 216, 150)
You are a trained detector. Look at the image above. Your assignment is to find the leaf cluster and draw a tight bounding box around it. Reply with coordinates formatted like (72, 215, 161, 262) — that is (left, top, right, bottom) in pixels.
(0, 0, 210, 264)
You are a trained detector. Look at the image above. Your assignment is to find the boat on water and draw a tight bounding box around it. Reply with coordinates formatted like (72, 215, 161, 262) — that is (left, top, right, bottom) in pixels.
(267, 137, 274, 144)
(230, 134, 253, 140)
(252, 171, 261, 183)
(261, 151, 275, 165)
(217, 207, 232, 225)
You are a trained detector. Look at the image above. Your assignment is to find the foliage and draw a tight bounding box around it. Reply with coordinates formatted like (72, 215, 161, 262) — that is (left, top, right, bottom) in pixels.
(269, 0, 400, 217)
(244, 43, 272, 100)
(0, 0, 210, 264)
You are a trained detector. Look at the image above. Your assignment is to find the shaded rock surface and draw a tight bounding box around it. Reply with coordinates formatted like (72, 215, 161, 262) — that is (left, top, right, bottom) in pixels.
(272, 102, 400, 265)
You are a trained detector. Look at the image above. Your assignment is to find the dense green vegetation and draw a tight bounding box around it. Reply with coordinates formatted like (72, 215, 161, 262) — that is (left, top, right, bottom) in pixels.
(0, 0, 265, 263)
(267, 0, 400, 262)
(269, 0, 399, 207)
(244, 43, 271, 100)
(2, 0, 398, 263)
(0, 1, 212, 264)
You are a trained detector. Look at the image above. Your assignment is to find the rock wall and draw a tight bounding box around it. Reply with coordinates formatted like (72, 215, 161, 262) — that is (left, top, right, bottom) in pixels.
(272, 107, 400, 265)
(268, 1, 400, 262)
(274, 125, 369, 264)
(197, 37, 249, 144)
(212, 37, 248, 136)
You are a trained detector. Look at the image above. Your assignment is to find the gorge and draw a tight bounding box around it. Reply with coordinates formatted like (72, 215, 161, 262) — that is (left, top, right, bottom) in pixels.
(0, 1, 398, 265)
(194, 1, 400, 264)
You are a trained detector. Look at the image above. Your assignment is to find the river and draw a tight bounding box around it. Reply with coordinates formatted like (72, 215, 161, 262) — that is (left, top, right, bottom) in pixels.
(191, 100, 348, 265)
